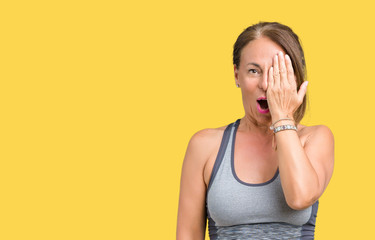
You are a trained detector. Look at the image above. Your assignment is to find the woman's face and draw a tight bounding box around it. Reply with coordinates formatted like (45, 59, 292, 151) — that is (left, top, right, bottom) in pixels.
(234, 36, 285, 123)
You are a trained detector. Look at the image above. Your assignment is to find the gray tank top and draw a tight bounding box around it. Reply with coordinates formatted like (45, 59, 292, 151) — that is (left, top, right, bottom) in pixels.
(206, 119, 319, 240)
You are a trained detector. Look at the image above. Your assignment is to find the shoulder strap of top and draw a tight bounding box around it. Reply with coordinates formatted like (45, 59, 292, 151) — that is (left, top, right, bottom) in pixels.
(206, 120, 238, 192)
(234, 118, 241, 127)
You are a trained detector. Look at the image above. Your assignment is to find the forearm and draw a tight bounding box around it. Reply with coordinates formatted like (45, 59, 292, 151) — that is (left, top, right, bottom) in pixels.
(274, 126, 320, 210)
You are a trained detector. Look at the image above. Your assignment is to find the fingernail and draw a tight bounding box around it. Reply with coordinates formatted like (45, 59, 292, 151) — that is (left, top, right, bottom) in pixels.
(285, 54, 290, 60)
(305, 81, 309, 87)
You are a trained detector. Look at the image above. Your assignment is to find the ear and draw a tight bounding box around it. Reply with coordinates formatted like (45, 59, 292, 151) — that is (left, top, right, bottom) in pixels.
(234, 64, 239, 85)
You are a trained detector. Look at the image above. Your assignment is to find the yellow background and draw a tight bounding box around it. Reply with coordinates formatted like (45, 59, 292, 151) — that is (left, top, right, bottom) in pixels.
(1, 0, 374, 239)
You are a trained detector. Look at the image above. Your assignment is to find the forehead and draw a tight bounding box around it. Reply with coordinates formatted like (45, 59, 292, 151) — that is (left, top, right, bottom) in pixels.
(241, 37, 285, 67)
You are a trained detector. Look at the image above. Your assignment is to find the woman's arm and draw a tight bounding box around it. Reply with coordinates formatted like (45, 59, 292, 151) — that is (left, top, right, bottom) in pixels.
(267, 52, 335, 210)
(177, 130, 211, 240)
(275, 124, 335, 210)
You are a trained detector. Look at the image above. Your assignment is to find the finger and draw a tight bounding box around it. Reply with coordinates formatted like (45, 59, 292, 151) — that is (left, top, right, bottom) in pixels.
(297, 81, 309, 103)
(285, 54, 295, 86)
(268, 66, 274, 89)
(278, 51, 288, 87)
(273, 54, 280, 88)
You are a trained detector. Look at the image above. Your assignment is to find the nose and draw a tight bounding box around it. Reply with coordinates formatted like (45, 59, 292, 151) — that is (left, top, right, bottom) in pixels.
(258, 71, 268, 91)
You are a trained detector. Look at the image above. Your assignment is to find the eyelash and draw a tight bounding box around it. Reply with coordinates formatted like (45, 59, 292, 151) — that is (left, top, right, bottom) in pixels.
(248, 69, 259, 74)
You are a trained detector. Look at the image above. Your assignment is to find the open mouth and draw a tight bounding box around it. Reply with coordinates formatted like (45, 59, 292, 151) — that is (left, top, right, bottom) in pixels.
(257, 99, 269, 110)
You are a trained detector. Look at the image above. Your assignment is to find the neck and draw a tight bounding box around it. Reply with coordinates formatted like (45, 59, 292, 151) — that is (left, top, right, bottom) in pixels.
(240, 115, 274, 140)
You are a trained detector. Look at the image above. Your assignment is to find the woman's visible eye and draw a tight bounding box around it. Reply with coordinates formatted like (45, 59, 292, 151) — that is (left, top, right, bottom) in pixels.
(248, 69, 259, 74)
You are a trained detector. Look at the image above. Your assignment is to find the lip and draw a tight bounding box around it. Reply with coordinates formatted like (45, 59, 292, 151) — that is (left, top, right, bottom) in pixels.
(256, 96, 269, 114)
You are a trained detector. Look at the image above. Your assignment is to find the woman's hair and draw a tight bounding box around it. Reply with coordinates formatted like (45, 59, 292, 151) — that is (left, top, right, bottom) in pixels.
(233, 22, 308, 124)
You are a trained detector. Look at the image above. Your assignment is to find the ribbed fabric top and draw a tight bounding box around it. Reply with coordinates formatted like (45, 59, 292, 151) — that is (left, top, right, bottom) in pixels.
(205, 119, 319, 240)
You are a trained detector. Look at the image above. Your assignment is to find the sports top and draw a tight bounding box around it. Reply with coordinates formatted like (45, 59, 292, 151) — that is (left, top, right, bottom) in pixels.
(206, 119, 319, 240)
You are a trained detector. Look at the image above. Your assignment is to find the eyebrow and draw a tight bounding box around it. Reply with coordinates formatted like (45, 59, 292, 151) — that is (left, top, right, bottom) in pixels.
(246, 62, 261, 68)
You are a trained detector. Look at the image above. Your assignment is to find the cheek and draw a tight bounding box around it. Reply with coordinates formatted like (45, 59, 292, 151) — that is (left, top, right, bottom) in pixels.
(238, 71, 259, 92)
(241, 78, 258, 91)
(240, 81, 257, 104)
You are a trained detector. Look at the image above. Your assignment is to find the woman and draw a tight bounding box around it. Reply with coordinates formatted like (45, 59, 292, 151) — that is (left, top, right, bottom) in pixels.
(176, 22, 334, 240)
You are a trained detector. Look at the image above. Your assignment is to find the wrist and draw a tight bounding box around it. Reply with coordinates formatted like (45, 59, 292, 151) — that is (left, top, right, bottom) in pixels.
(273, 119, 295, 128)
(272, 112, 293, 121)
(273, 124, 298, 134)
(269, 115, 296, 131)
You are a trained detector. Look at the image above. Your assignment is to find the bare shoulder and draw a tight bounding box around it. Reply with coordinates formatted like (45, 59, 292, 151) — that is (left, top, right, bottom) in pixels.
(189, 124, 227, 154)
(298, 124, 334, 146)
(185, 124, 229, 167)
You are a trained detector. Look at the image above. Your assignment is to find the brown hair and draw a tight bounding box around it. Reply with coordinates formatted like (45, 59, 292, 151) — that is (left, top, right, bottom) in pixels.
(233, 22, 308, 124)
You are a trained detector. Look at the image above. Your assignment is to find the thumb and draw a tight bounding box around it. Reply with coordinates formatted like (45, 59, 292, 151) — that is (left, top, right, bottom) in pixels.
(297, 81, 308, 103)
